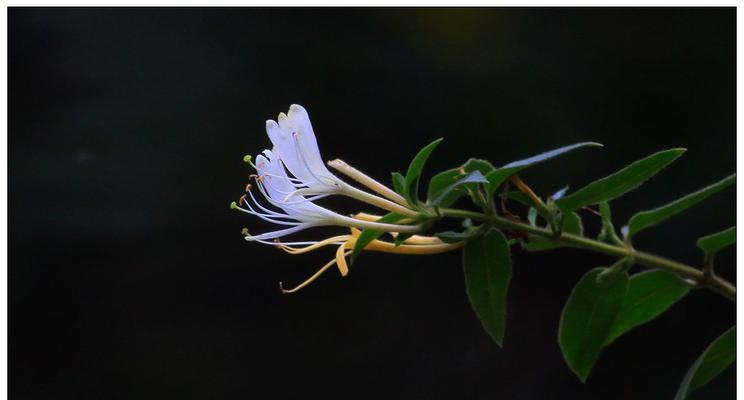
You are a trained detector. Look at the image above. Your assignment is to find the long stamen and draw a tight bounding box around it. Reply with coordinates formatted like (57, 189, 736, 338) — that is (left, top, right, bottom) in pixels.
(279, 252, 350, 294)
(247, 154, 305, 185)
(232, 202, 303, 226)
(246, 184, 303, 219)
(244, 223, 318, 242)
(258, 173, 303, 196)
(254, 178, 319, 219)
(277, 235, 352, 254)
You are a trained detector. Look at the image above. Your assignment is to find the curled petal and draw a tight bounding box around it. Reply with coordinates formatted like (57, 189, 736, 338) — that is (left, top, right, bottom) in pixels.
(335, 243, 349, 276)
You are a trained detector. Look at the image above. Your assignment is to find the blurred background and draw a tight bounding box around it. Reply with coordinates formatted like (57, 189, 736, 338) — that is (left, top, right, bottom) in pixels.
(9, 8, 735, 399)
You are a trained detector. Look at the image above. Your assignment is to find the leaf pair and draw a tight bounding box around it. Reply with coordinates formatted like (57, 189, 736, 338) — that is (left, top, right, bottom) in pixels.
(559, 268, 690, 382)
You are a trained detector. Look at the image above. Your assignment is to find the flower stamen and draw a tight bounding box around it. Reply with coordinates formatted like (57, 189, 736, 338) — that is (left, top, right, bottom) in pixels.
(279, 251, 350, 294)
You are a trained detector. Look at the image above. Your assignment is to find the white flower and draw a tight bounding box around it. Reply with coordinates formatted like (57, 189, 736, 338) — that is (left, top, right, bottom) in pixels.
(264, 105, 415, 216)
(233, 148, 420, 245)
(265, 104, 341, 196)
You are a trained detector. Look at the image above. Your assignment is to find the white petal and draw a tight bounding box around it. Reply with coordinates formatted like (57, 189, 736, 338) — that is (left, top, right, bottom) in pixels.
(286, 105, 334, 181)
(266, 119, 314, 183)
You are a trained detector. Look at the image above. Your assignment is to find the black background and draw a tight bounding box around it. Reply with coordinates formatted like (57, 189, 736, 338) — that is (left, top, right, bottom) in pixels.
(9, 8, 736, 399)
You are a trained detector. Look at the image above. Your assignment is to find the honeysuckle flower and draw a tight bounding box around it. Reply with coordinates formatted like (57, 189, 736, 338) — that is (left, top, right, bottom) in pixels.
(233, 104, 445, 292)
(232, 148, 420, 244)
(264, 104, 415, 216)
(275, 217, 464, 293)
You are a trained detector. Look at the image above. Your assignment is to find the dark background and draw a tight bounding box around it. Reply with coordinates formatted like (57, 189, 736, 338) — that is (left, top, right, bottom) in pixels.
(9, 8, 736, 399)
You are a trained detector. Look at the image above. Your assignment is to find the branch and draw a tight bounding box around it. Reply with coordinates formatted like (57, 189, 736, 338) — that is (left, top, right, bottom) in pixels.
(439, 208, 736, 302)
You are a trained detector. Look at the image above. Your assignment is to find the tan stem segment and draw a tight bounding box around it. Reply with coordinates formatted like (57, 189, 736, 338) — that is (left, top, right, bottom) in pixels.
(328, 159, 409, 206)
(341, 184, 418, 216)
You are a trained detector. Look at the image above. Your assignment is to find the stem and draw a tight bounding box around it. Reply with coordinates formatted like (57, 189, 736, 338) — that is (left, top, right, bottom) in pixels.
(440, 208, 736, 302)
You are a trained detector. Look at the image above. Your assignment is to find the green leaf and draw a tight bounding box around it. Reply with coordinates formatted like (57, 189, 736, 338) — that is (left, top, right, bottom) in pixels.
(675, 326, 736, 399)
(404, 138, 443, 205)
(351, 213, 406, 262)
(391, 172, 406, 197)
(428, 171, 488, 206)
(484, 167, 523, 195)
(697, 227, 736, 255)
(523, 212, 583, 251)
(460, 158, 496, 204)
(426, 168, 461, 207)
(463, 230, 512, 346)
(485, 142, 603, 194)
(559, 268, 628, 382)
(605, 270, 690, 345)
(556, 148, 686, 213)
(462, 158, 496, 175)
(436, 229, 478, 244)
(599, 201, 612, 222)
(426, 159, 495, 208)
(627, 174, 735, 237)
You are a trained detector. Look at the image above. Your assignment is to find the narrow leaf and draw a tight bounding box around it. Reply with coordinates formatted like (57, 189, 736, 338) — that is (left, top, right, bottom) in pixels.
(485, 142, 602, 194)
(426, 168, 461, 207)
(351, 213, 406, 262)
(404, 138, 443, 204)
(463, 230, 512, 346)
(426, 159, 495, 207)
(436, 230, 478, 244)
(429, 171, 487, 206)
(502, 142, 603, 169)
(523, 212, 583, 251)
(627, 174, 735, 237)
(556, 148, 686, 213)
(675, 326, 736, 399)
(605, 270, 690, 345)
(559, 268, 628, 382)
(462, 158, 496, 175)
(697, 227, 736, 255)
(391, 172, 406, 197)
